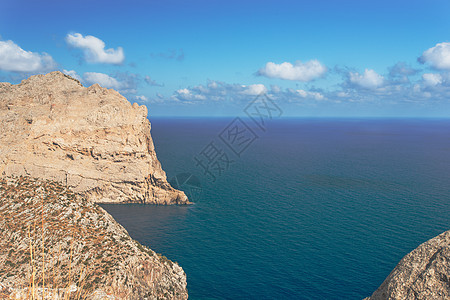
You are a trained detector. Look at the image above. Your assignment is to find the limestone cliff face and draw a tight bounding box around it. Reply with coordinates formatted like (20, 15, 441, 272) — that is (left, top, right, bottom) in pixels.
(0, 71, 189, 204)
(365, 230, 450, 300)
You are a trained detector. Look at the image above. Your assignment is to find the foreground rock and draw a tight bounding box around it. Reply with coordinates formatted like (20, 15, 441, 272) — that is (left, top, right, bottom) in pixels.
(365, 230, 450, 300)
(0, 71, 189, 204)
(0, 176, 188, 299)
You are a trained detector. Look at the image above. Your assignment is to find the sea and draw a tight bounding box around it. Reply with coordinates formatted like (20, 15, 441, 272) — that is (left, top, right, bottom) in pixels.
(102, 118, 450, 300)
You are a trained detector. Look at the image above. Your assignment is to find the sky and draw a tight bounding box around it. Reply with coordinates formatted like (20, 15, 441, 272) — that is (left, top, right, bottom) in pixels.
(1, 0, 450, 117)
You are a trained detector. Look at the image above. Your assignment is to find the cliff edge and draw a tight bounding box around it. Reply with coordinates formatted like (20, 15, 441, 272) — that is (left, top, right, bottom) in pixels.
(0, 71, 189, 204)
(365, 230, 450, 299)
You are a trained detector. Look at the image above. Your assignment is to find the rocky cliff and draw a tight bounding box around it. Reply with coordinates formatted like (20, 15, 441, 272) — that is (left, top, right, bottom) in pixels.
(0, 176, 188, 299)
(0, 71, 189, 204)
(365, 230, 450, 299)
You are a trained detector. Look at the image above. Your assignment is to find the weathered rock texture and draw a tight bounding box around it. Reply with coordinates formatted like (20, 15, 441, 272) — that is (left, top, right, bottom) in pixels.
(0, 71, 189, 204)
(365, 230, 450, 300)
(0, 176, 188, 299)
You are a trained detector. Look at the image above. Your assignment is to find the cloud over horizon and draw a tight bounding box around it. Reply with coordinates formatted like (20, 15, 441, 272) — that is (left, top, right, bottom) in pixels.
(295, 89, 325, 100)
(348, 69, 384, 90)
(170, 81, 269, 103)
(166, 80, 327, 105)
(1, 35, 449, 117)
(66, 33, 125, 65)
(241, 84, 267, 95)
(422, 73, 443, 86)
(257, 60, 327, 81)
(419, 42, 450, 70)
(388, 62, 419, 82)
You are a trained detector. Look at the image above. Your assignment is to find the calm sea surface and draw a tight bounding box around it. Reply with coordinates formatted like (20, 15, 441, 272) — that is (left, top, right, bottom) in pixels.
(102, 118, 450, 299)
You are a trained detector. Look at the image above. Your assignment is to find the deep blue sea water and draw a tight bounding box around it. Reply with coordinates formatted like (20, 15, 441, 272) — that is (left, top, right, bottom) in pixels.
(102, 118, 450, 300)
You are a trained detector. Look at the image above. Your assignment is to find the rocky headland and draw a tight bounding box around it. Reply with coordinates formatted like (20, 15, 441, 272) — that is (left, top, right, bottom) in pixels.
(0, 72, 189, 299)
(0, 71, 189, 204)
(365, 230, 450, 299)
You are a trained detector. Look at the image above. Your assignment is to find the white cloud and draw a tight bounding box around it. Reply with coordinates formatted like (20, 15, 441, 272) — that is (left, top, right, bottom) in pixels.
(422, 73, 442, 86)
(241, 84, 267, 95)
(66, 33, 124, 64)
(349, 69, 384, 89)
(208, 81, 218, 89)
(419, 42, 450, 70)
(177, 88, 190, 95)
(136, 95, 148, 101)
(173, 88, 206, 102)
(160, 72, 450, 107)
(258, 60, 327, 81)
(296, 89, 324, 100)
(0, 40, 56, 73)
(169, 81, 330, 104)
(82, 72, 138, 95)
(62, 69, 82, 81)
(295, 90, 308, 97)
(83, 72, 124, 89)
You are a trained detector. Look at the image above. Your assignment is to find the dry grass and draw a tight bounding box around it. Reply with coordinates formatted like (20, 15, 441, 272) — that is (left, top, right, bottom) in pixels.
(0, 177, 98, 299)
(0, 176, 187, 300)
(24, 197, 87, 300)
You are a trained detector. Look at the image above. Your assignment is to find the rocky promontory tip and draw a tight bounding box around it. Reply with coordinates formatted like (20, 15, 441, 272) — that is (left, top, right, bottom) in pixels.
(365, 230, 450, 300)
(0, 71, 190, 204)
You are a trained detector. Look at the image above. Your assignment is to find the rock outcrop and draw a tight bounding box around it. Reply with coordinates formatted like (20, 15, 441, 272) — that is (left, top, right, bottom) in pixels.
(0, 71, 189, 204)
(0, 176, 188, 299)
(365, 230, 450, 300)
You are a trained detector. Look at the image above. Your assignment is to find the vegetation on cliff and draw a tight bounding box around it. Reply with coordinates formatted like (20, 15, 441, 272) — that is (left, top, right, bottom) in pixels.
(0, 176, 188, 299)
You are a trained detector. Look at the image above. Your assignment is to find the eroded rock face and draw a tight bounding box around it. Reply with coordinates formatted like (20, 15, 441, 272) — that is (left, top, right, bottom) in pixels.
(0, 176, 188, 299)
(0, 71, 189, 204)
(365, 230, 450, 300)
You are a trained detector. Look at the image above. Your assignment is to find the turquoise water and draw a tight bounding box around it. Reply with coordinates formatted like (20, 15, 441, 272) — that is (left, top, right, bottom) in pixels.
(102, 118, 450, 299)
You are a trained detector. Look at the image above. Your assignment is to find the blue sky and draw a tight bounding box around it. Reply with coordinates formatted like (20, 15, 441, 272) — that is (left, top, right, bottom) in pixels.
(1, 0, 450, 117)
